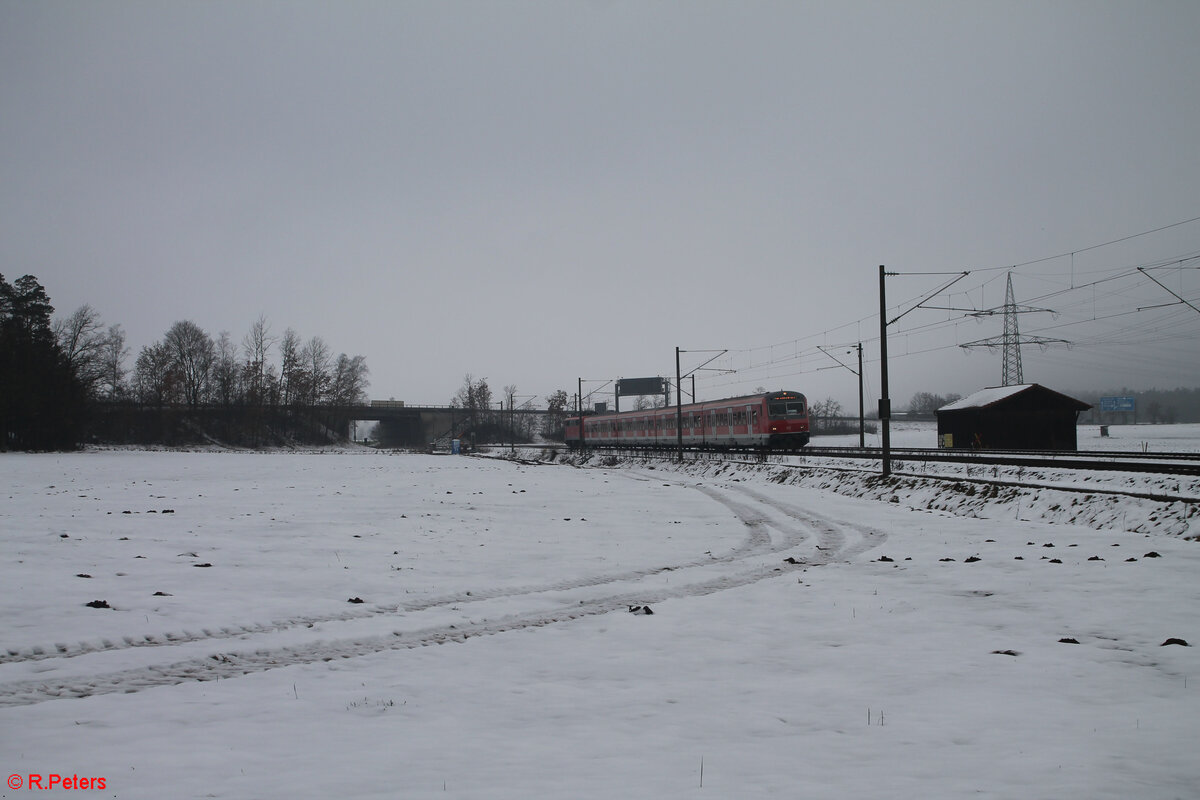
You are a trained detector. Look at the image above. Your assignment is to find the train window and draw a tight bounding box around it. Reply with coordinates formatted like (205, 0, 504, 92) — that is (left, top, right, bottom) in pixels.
(768, 400, 806, 417)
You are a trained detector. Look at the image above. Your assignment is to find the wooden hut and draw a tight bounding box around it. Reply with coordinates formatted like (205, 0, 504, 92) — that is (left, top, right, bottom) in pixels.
(936, 384, 1091, 450)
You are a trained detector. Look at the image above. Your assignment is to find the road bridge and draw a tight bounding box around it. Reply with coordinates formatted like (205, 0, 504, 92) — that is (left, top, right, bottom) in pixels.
(345, 402, 548, 448)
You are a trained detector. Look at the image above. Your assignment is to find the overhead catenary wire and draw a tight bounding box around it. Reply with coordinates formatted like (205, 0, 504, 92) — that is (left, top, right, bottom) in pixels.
(691, 217, 1200, 399)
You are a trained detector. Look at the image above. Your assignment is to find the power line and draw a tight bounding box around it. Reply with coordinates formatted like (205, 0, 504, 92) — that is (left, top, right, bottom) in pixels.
(967, 214, 1200, 273)
(688, 220, 1200, 399)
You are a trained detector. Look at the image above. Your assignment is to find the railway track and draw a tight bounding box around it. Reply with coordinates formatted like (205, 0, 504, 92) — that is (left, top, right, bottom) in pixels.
(803, 446, 1200, 476)
(579, 445, 1200, 477)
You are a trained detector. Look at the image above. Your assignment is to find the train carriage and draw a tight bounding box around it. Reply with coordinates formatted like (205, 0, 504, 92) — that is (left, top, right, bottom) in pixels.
(564, 391, 809, 451)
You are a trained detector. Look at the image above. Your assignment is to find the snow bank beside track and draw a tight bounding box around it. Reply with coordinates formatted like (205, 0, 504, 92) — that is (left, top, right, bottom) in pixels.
(543, 450, 1200, 540)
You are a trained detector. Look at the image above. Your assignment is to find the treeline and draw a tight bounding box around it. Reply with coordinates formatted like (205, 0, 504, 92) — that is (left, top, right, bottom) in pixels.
(448, 374, 571, 443)
(1, 275, 89, 449)
(129, 317, 368, 413)
(1, 274, 369, 450)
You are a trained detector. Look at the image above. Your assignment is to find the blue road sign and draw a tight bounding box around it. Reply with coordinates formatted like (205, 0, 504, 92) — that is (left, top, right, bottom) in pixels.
(1099, 396, 1135, 412)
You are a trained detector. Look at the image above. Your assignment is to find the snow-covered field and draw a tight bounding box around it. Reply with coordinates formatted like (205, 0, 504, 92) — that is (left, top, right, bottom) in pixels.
(2, 432, 1197, 799)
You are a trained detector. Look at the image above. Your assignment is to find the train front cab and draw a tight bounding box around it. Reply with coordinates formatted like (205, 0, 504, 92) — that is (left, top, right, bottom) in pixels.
(764, 391, 810, 449)
(564, 416, 582, 449)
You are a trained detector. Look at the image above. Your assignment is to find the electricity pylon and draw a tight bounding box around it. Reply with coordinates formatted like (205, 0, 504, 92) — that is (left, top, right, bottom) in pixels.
(961, 272, 1068, 386)
(1001, 272, 1024, 385)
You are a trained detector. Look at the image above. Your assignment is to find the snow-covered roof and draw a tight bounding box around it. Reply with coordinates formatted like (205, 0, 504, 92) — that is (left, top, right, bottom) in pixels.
(938, 383, 1090, 412)
(938, 384, 1033, 411)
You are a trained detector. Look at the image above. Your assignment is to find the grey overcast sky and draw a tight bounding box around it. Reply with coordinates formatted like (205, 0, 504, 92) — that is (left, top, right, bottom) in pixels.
(3, 1, 1198, 410)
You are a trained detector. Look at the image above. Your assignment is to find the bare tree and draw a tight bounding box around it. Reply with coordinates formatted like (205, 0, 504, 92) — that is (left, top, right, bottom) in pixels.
(279, 328, 301, 407)
(163, 320, 215, 407)
(298, 335, 331, 407)
(212, 331, 240, 406)
(453, 374, 493, 430)
(809, 397, 844, 434)
(133, 341, 178, 407)
(471, 377, 492, 419)
(99, 324, 129, 399)
(330, 353, 369, 406)
(543, 389, 569, 438)
(53, 305, 107, 397)
(517, 396, 538, 439)
(908, 392, 961, 417)
(241, 315, 275, 406)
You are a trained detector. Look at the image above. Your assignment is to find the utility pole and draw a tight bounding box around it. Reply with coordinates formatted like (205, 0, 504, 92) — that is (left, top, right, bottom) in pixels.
(879, 265, 969, 475)
(672, 348, 727, 462)
(879, 265, 891, 477)
(675, 347, 683, 461)
(857, 342, 865, 448)
(817, 342, 865, 448)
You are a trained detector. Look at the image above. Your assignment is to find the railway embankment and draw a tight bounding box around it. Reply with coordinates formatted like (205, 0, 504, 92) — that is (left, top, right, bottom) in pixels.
(545, 449, 1199, 540)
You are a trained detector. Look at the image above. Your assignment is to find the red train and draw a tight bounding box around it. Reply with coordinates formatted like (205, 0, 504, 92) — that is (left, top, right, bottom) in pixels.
(564, 391, 810, 450)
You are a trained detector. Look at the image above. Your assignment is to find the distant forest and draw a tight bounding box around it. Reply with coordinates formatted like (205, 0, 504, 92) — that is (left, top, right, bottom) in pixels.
(1, 274, 368, 450)
(1073, 388, 1200, 424)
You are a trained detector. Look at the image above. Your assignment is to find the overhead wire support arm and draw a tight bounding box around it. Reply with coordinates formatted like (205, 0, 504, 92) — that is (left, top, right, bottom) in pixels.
(677, 349, 729, 379)
(886, 271, 971, 327)
(1137, 267, 1200, 315)
(816, 345, 859, 375)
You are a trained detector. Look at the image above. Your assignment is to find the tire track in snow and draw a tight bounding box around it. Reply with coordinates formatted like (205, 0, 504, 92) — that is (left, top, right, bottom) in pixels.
(0, 482, 775, 668)
(0, 477, 782, 668)
(0, 480, 878, 706)
(721, 482, 889, 561)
